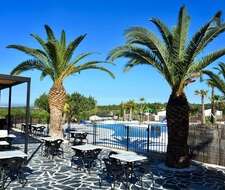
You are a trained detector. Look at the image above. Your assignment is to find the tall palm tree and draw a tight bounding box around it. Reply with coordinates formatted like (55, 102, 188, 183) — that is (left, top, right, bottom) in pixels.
(204, 63, 225, 95)
(8, 25, 114, 137)
(195, 90, 208, 124)
(120, 102, 127, 120)
(125, 100, 136, 121)
(108, 6, 225, 168)
(204, 62, 225, 119)
(139, 97, 145, 122)
(206, 79, 216, 123)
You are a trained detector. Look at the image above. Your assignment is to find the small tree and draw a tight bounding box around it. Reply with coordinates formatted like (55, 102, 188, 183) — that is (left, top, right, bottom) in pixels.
(34, 93, 50, 113)
(195, 90, 208, 124)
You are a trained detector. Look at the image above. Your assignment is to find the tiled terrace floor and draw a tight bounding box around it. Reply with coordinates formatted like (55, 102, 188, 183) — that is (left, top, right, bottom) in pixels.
(5, 140, 225, 190)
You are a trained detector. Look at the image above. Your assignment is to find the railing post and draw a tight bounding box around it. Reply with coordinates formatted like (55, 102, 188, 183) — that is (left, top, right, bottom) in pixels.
(147, 124, 150, 153)
(126, 125, 129, 151)
(92, 122, 96, 145)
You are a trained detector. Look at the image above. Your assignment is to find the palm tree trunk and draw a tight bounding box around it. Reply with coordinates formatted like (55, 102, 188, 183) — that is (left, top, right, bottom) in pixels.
(201, 95, 205, 124)
(166, 92, 190, 168)
(123, 109, 126, 121)
(129, 108, 132, 121)
(48, 84, 66, 138)
(211, 86, 216, 124)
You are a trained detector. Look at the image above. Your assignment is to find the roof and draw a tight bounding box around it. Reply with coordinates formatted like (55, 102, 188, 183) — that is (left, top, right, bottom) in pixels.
(0, 74, 30, 90)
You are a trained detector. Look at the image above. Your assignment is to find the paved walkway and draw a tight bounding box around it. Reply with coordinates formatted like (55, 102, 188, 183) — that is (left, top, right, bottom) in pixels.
(5, 142, 225, 190)
(2, 128, 225, 190)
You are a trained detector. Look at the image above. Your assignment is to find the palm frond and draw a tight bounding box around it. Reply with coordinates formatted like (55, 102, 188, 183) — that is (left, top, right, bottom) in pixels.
(124, 27, 168, 64)
(30, 33, 49, 53)
(71, 52, 93, 65)
(173, 6, 190, 60)
(7, 45, 48, 63)
(64, 34, 86, 63)
(187, 48, 225, 75)
(150, 18, 173, 49)
(76, 65, 115, 78)
(185, 11, 224, 64)
(217, 62, 225, 81)
(10, 60, 45, 75)
(60, 30, 66, 49)
(44, 25, 56, 41)
(203, 70, 225, 94)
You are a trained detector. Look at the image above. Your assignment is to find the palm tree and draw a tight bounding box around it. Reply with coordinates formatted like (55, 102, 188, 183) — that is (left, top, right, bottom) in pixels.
(120, 102, 127, 121)
(195, 90, 208, 124)
(204, 62, 225, 119)
(8, 25, 114, 137)
(107, 6, 225, 168)
(125, 100, 136, 121)
(204, 63, 225, 95)
(139, 97, 145, 122)
(206, 79, 216, 123)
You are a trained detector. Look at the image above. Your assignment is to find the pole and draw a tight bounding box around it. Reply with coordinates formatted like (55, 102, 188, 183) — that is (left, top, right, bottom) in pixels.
(126, 125, 129, 151)
(7, 87, 12, 132)
(147, 124, 150, 153)
(25, 80, 31, 154)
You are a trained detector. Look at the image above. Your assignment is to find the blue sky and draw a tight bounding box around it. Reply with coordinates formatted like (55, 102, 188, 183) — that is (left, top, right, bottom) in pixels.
(1, 0, 225, 106)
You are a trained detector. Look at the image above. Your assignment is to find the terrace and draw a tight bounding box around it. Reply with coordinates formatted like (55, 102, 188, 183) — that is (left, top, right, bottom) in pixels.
(1, 2, 225, 190)
(0, 122, 224, 190)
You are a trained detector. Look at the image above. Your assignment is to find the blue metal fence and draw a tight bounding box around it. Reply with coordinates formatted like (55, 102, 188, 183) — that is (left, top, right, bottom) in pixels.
(92, 123, 167, 154)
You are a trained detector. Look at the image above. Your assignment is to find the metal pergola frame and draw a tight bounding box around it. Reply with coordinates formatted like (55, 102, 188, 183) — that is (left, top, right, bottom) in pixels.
(0, 74, 31, 153)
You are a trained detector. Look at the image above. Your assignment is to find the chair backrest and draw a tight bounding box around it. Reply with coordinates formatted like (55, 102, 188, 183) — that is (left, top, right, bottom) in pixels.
(73, 149, 85, 157)
(82, 132, 88, 139)
(103, 158, 113, 175)
(0, 130, 8, 137)
(51, 139, 63, 149)
(103, 158, 123, 176)
(6, 157, 25, 170)
(93, 148, 102, 158)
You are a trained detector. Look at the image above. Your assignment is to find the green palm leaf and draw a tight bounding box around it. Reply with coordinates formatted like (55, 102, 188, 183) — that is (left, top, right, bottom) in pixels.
(108, 6, 225, 95)
(9, 25, 114, 85)
(203, 69, 225, 94)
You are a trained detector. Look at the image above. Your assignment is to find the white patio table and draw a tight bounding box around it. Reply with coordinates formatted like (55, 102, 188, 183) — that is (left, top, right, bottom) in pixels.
(110, 153, 148, 187)
(40, 137, 62, 142)
(71, 144, 101, 151)
(0, 141, 9, 146)
(110, 153, 147, 163)
(0, 150, 27, 159)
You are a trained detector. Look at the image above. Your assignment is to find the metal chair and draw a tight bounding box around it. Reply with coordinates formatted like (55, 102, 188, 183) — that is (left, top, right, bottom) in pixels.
(48, 139, 64, 159)
(71, 149, 86, 170)
(36, 126, 46, 136)
(41, 140, 51, 157)
(132, 161, 155, 189)
(71, 148, 102, 173)
(99, 158, 126, 189)
(0, 157, 27, 189)
(72, 133, 88, 146)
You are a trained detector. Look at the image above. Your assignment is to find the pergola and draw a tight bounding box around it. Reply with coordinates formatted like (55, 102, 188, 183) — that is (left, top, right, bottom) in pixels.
(0, 74, 31, 153)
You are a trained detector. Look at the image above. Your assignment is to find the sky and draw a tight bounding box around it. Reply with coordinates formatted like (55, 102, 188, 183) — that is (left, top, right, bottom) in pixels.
(1, 0, 225, 106)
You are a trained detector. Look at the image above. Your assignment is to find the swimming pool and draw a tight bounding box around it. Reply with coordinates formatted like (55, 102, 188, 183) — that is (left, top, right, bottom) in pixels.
(93, 122, 168, 153)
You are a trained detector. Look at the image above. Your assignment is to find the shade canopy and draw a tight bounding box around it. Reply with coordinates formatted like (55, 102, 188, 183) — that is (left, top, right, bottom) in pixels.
(0, 74, 30, 90)
(0, 74, 31, 154)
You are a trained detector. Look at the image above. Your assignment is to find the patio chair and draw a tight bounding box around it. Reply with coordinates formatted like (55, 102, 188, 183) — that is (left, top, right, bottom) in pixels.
(71, 149, 86, 170)
(71, 148, 102, 172)
(99, 158, 125, 189)
(84, 148, 102, 170)
(0, 157, 27, 189)
(72, 133, 88, 146)
(131, 161, 155, 188)
(41, 140, 52, 157)
(36, 126, 46, 136)
(48, 139, 64, 159)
